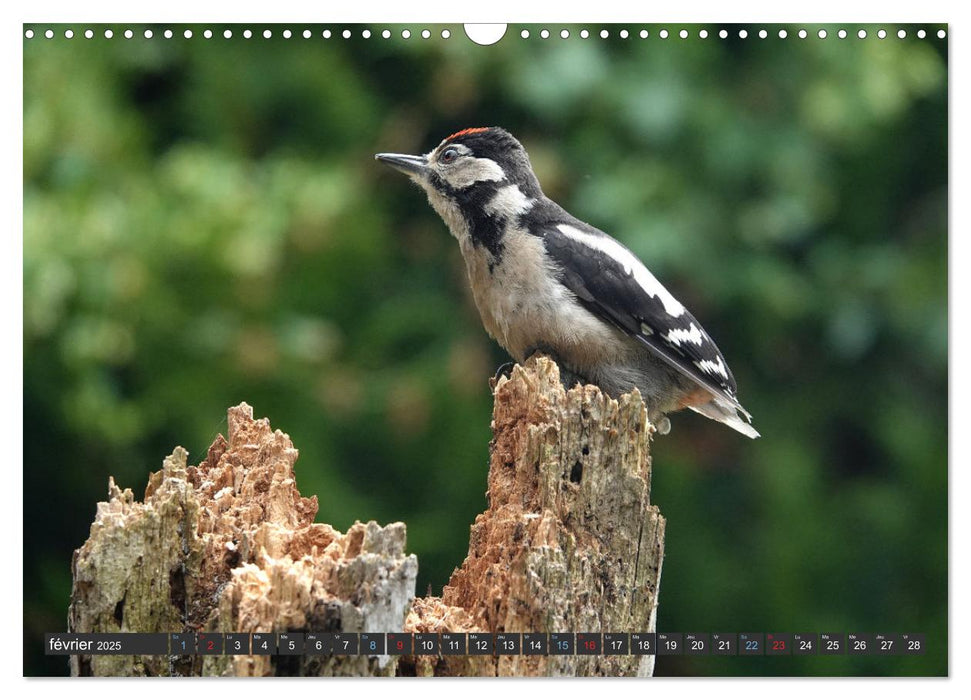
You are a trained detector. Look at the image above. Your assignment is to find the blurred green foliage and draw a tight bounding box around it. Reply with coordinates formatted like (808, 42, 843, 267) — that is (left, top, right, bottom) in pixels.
(24, 24, 947, 676)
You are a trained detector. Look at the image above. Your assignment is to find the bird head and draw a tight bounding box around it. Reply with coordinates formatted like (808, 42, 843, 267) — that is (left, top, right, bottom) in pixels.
(376, 128, 543, 245)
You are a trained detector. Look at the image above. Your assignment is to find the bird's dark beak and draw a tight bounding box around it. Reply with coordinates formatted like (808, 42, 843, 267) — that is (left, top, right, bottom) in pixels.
(375, 152, 429, 177)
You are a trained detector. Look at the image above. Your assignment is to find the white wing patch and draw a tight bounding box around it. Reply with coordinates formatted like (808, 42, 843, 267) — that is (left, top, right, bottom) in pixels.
(666, 323, 705, 346)
(557, 224, 686, 317)
(485, 185, 535, 218)
(695, 355, 729, 380)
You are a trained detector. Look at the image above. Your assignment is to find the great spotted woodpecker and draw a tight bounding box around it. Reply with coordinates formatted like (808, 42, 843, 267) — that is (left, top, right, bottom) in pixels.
(376, 127, 758, 438)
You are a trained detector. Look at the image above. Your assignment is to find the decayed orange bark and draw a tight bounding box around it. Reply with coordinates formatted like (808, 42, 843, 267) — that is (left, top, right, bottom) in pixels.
(406, 356, 666, 677)
(69, 357, 664, 677)
(68, 403, 417, 677)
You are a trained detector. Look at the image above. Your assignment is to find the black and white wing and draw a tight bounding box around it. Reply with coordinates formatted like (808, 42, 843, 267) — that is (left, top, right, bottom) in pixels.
(538, 216, 751, 418)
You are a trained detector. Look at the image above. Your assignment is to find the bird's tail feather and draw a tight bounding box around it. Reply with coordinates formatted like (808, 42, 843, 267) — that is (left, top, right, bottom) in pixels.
(688, 399, 760, 439)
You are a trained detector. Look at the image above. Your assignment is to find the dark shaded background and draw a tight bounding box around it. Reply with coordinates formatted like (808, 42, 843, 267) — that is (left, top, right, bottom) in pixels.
(23, 23, 947, 676)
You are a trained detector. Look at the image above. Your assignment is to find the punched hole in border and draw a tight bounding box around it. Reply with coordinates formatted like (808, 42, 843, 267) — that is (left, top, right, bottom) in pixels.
(465, 24, 507, 46)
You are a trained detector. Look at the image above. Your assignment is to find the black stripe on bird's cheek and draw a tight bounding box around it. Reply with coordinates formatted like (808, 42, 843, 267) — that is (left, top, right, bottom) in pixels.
(429, 177, 506, 264)
(458, 184, 507, 263)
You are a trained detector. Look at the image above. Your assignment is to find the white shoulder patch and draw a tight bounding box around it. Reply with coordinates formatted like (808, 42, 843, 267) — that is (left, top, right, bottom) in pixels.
(557, 224, 686, 317)
(485, 185, 535, 219)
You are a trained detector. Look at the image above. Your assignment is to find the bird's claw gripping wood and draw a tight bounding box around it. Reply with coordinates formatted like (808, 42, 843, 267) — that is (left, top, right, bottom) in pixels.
(493, 361, 516, 383)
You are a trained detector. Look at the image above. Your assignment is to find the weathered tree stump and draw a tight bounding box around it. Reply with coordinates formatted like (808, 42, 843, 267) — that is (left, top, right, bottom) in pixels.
(403, 356, 665, 676)
(68, 403, 417, 676)
(68, 357, 664, 677)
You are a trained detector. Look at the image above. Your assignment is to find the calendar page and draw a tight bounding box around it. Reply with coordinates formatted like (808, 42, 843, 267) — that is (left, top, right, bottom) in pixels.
(23, 18, 948, 679)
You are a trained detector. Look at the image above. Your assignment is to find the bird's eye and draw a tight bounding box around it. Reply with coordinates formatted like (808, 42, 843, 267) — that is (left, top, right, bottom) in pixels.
(440, 147, 460, 164)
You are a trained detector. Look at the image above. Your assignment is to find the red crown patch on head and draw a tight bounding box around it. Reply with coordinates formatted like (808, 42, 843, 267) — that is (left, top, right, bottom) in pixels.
(446, 127, 490, 141)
